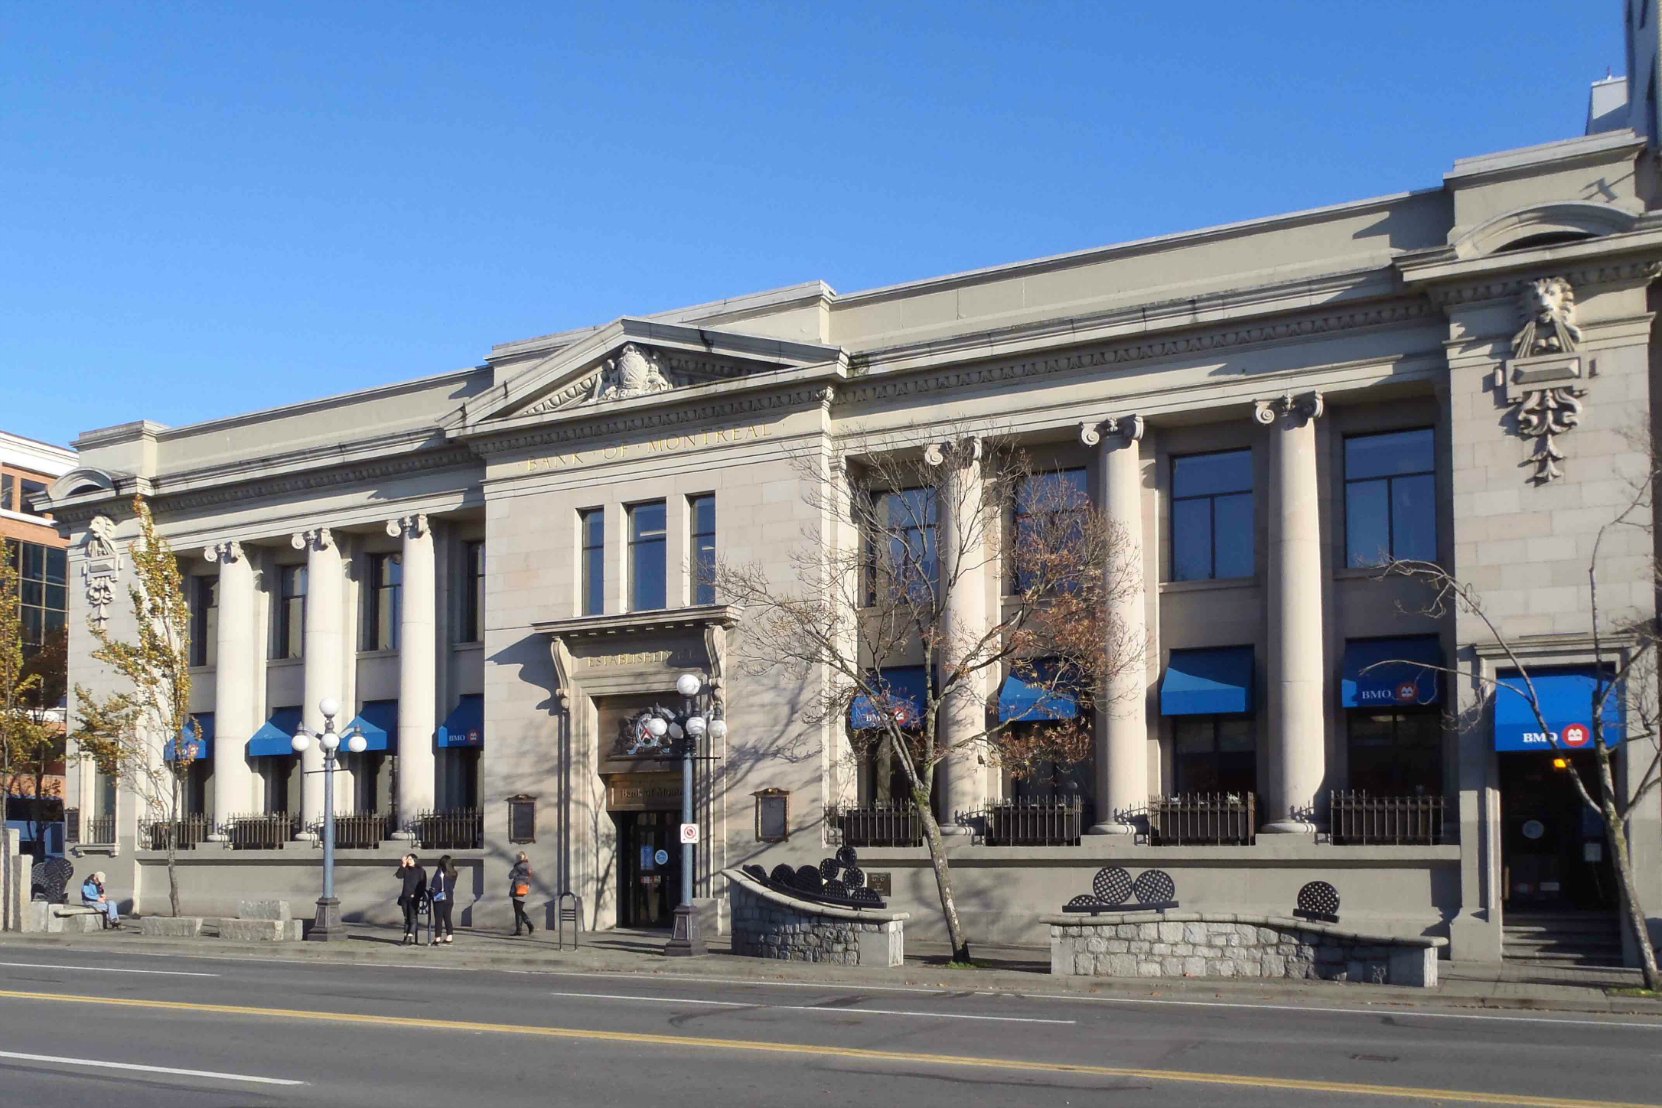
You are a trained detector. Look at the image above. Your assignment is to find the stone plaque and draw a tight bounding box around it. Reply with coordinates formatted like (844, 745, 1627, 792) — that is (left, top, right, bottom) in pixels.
(866, 871, 892, 897)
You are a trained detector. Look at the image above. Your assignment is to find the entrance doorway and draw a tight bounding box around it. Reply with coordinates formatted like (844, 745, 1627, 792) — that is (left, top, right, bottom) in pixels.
(1500, 752, 1614, 911)
(614, 811, 681, 928)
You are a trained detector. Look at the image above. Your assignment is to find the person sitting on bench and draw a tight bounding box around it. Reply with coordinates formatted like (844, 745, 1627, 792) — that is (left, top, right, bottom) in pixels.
(80, 872, 121, 929)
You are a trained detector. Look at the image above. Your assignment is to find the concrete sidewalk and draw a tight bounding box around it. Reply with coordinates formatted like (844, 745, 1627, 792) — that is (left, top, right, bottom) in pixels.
(4, 922, 1657, 1017)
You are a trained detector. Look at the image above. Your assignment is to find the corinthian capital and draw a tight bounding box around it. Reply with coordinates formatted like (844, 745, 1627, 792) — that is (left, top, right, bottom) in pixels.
(386, 514, 430, 541)
(1079, 414, 1144, 449)
(1252, 391, 1324, 427)
(203, 540, 244, 565)
(290, 527, 334, 552)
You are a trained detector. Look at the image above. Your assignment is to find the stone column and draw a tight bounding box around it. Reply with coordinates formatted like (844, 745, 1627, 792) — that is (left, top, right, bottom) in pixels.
(1080, 416, 1147, 834)
(291, 527, 342, 834)
(925, 438, 986, 835)
(204, 541, 257, 836)
(389, 514, 436, 827)
(1254, 392, 1326, 834)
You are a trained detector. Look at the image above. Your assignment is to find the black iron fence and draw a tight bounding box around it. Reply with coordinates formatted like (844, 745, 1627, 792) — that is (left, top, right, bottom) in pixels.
(227, 812, 298, 850)
(140, 814, 211, 851)
(1147, 793, 1257, 846)
(412, 807, 483, 850)
(333, 811, 392, 849)
(828, 802, 925, 848)
(983, 797, 1085, 846)
(1329, 792, 1445, 846)
(84, 814, 116, 845)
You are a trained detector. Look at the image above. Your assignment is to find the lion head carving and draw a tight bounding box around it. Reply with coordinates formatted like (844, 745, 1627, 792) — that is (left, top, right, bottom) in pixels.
(1512, 276, 1583, 357)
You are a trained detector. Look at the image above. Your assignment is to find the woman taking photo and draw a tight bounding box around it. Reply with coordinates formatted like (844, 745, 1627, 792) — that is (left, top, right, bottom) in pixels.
(509, 851, 533, 936)
(428, 855, 457, 945)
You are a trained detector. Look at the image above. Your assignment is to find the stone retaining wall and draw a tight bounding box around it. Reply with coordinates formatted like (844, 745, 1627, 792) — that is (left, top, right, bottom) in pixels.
(726, 868, 907, 967)
(1045, 911, 1444, 987)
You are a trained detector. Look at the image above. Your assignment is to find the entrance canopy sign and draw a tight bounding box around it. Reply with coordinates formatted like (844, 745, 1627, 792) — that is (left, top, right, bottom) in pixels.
(247, 706, 302, 758)
(1161, 646, 1253, 716)
(849, 666, 926, 730)
(1341, 636, 1441, 708)
(164, 713, 214, 762)
(1493, 667, 1624, 752)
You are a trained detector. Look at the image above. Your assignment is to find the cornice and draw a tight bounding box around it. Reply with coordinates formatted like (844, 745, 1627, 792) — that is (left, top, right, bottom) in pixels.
(146, 443, 480, 516)
(838, 295, 1438, 408)
(1397, 227, 1662, 304)
(532, 604, 742, 640)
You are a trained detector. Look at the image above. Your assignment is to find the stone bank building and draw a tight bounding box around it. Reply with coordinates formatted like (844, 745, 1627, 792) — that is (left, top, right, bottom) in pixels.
(45, 38, 1662, 965)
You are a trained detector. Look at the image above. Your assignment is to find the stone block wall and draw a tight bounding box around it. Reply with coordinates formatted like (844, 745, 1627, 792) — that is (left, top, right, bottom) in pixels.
(728, 870, 906, 967)
(1046, 911, 1442, 987)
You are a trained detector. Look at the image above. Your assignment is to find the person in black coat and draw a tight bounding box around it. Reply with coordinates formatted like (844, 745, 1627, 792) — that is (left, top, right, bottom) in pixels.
(428, 855, 456, 946)
(395, 853, 427, 946)
(509, 851, 534, 936)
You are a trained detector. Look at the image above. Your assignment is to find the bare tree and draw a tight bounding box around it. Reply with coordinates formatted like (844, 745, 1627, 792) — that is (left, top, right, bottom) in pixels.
(72, 497, 201, 917)
(1382, 477, 1660, 990)
(719, 431, 1142, 962)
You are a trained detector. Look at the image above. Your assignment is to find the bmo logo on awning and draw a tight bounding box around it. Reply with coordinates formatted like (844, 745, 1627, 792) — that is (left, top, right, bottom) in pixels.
(1562, 723, 1591, 748)
(1357, 681, 1422, 706)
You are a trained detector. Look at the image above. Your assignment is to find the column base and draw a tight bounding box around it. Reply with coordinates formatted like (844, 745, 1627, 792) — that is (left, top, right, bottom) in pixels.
(663, 903, 707, 957)
(1086, 821, 1137, 836)
(1259, 819, 1317, 835)
(206, 833, 229, 843)
(306, 896, 349, 942)
(390, 830, 417, 842)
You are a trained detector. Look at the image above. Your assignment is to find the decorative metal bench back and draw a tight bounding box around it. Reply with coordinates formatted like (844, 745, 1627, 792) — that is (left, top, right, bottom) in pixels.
(742, 845, 887, 909)
(31, 858, 73, 904)
(1293, 880, 1340, 923)
(1063, 866, 1178, 913)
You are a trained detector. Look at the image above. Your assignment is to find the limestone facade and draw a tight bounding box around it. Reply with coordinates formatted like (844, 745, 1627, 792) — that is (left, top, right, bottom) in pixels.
(39, 124, 1662, 965)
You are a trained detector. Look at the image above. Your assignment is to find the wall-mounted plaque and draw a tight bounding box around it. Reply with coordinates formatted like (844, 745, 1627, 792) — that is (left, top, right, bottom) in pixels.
(507, 794, 536, 844)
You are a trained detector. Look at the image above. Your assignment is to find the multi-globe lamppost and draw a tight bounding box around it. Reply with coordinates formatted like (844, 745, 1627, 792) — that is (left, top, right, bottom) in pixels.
(290, 697, 365, 942)
(638, 672, 726, 956)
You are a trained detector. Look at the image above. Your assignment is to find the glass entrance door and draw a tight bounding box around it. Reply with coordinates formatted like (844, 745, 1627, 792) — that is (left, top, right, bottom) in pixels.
(616, 811, 681, 928)
(1501, 753, 1614, 910)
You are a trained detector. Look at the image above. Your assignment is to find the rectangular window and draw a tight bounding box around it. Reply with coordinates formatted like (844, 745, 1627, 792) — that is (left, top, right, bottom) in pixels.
(865, 488, 939, 605)
(1010, 468, 1088, 593)
(188, 575, 218, 668)
(7, 540, 67, 654)
(628, 500, 668, 612)
(1347, 710, 1443, 795)
(1172, 716, 1256, 795)
(580, 508, 605, 616)
(19, 479, 46, 517)
(273, 565, 306, 660)
(462, 540, 485, 642)
(0, 473, 13, 512)
(1171, 450, 1253, 581)
(364, 553, 402, 651)
(1345, 428, 1436, 568)
(689, 494, 716, 606)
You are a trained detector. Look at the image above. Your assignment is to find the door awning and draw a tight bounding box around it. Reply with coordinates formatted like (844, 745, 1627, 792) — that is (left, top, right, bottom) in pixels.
(248, 707, 302, 758)
(345, 699, 398, 753)
(997, 661, 1080, 722)
(1161, 647, 1253, 716)
(436, 694, 484, 749)
(1494, 668, 1624, 751)
(1341, 636, 1442, 708)
(164, 713, 214, 762)
(850, 666, 926, 730)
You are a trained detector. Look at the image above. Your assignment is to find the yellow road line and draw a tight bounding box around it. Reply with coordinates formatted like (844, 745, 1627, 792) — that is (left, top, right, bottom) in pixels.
(0, 988, 1650, 1108)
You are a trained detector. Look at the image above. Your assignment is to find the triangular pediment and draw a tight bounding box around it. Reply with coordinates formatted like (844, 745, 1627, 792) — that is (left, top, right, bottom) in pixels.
(454, 318, 843, 431)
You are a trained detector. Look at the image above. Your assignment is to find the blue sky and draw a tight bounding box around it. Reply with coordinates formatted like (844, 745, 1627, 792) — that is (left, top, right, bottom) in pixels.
(2, 2, 1625, 448)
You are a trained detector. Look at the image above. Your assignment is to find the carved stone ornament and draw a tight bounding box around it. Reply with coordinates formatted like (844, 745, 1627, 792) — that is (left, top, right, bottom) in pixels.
(1252, 392, 1324, 426)
(1079, 414, 1144, 448)
(81, 515, 123, 630)
(203, 540, 243, 565)
(922, 437, 982, 468)
(584, 343, 674, 405)
(385, 513, 429, 541)
(1500, 277, 1586, 484)
(290, 527, 334, 552)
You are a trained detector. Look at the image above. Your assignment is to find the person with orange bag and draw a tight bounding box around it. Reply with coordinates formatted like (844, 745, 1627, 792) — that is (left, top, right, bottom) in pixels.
(508, 850, 533, 936)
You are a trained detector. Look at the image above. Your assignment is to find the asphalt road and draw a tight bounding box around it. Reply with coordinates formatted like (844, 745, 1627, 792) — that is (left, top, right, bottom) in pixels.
(0, 942, 1658, 1107)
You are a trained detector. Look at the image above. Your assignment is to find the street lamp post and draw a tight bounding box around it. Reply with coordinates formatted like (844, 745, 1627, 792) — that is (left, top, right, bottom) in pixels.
(645, 672, 726, 957)
(291, 697, 366, 942)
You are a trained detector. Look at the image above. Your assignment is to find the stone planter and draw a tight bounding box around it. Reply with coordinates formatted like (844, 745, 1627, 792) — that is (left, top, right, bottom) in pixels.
(726, 867, 908, 967)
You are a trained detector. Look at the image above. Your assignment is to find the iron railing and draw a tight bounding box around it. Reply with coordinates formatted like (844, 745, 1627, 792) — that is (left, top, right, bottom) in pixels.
(828, 802, 925, 847)
(1147, 793, 1256, 846)
(984, 797, 1085, 846)
(1329, 792, 1445, 846)
(412, 807, 483, 850)
(333, 811, 392, 849)
(140, 814, 211, 851)
(227, 812, 298, 850)
(84, 814, 116, 845)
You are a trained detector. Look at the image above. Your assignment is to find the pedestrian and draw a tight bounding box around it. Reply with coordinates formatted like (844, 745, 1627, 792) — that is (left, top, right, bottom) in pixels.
(79, 871, 120, 929)
(395, 853, 427, 946)
(509, 850, 534, 936)
(428, 854, 456, 946)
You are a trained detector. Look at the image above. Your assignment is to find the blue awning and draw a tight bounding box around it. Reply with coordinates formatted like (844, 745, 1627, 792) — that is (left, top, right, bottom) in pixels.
(248, 706, 302, 758)
(1161, 647, 1253, 716)
(1494, 668, 1624, 752)
(1342, 636, 1442, 708)
(998, 662, 1080, 722)
(345, 699, 398, 753)
(850, 666, 926, 730)
(436, 694, 484, 749)
(164, 713, 214, 762)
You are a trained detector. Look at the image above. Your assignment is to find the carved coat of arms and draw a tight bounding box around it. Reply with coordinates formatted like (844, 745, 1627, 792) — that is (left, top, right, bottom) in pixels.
(585, 343, 673, 404)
